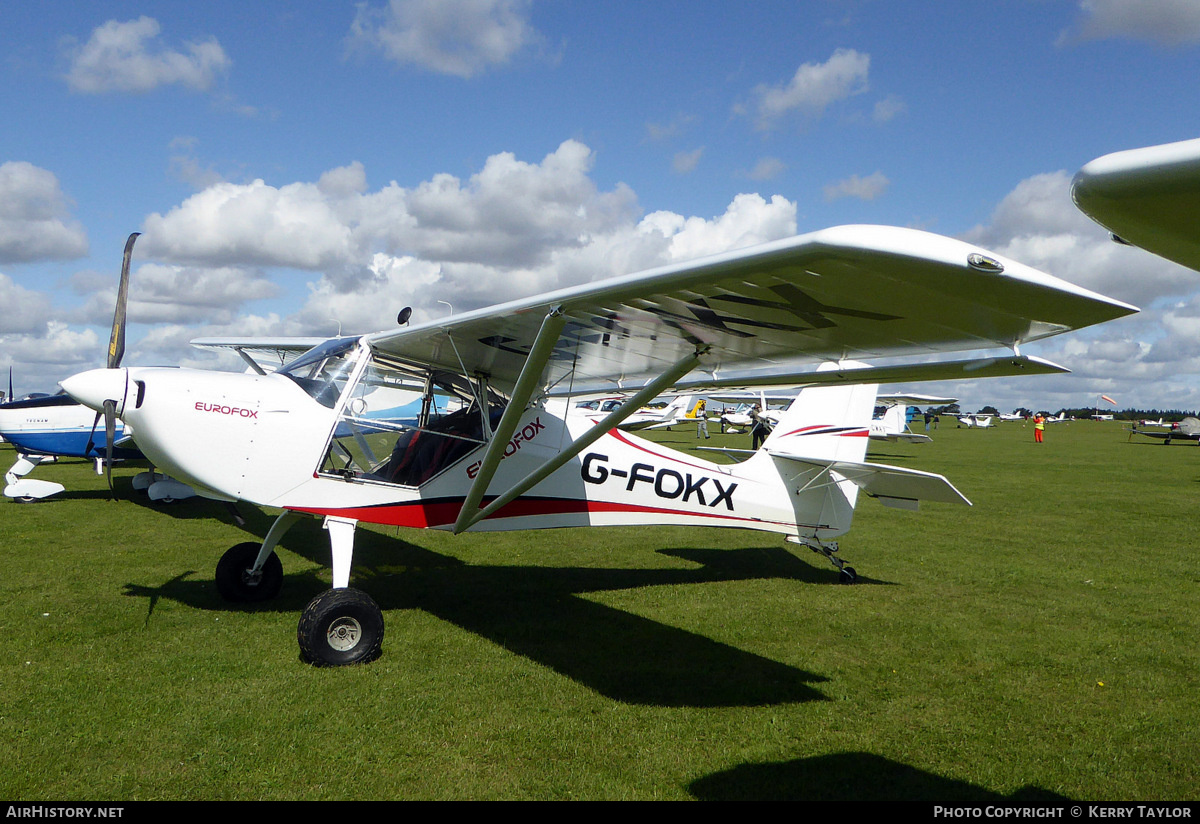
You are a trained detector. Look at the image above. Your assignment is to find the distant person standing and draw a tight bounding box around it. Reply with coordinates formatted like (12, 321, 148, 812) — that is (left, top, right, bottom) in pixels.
(695, 399, 709, 439)
(1034, 413, 1045, 443)
(750, 405, 768, 450)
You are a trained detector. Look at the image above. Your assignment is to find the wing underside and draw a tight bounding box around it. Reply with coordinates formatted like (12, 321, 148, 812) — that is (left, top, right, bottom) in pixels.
(364, 225, 1136, 396)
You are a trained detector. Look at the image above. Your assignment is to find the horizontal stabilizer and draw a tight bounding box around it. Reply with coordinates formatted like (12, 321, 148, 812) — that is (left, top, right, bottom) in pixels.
(769, 451, 971, 510)
(886, 432, 933, 444)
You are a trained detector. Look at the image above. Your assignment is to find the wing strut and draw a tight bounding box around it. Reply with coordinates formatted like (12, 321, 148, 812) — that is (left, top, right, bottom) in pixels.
(454, 346, 707, 533)
(453, 307, 567, 534)
(233, 347, 268, 376)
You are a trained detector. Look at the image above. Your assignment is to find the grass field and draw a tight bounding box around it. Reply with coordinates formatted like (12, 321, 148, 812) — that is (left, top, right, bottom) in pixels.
(1, 418, 1197, 801)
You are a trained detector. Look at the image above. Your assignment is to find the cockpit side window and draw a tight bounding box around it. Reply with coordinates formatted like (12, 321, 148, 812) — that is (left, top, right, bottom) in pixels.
(317, 350, 506, 487)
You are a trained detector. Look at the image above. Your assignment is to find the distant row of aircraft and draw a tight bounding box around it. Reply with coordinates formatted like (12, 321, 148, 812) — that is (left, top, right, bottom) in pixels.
(6, 134, 1199, 667)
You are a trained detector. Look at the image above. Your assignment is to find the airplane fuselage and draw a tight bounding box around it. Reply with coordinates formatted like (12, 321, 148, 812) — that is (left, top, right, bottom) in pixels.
(63, 365, 858, 540)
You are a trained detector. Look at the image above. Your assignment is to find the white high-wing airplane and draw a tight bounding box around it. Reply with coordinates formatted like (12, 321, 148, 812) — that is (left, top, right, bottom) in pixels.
(717, 396, 785, 432)
(62, 225, 1135, 666)
(957, 414, 994, 429)
(574, 394, 694, 431)
(870, 393, 956, 443)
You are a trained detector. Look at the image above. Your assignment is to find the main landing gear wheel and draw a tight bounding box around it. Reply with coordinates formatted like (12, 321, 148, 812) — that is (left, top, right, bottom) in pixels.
(839, 566, 858, 585)
(215, 542, 283, 603)
(297, 588, 384, 667)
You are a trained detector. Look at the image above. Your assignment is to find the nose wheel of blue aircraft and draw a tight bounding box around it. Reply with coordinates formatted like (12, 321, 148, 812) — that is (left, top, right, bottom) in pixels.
(215, 542, 283, 602)
(297, 588, 384, 667)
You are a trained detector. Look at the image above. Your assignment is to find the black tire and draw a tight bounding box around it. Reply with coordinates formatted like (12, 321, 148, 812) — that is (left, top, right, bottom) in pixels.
(297, 588, 384, 667)
(215, 541, 283, 602)
(839, 566, 858, 585)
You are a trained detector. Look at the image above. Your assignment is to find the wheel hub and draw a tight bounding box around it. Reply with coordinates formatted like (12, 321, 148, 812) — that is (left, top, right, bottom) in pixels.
(326, 617, 362, 651)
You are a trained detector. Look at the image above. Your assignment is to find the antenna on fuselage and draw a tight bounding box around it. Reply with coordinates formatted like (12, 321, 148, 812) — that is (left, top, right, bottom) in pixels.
(397, 306, 412, 326)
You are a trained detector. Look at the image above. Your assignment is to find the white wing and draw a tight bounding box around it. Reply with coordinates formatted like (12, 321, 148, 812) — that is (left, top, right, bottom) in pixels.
(1073, 138, 1200, 272)
(190, 336, 336, 373)
(365, 225, 1135, 394)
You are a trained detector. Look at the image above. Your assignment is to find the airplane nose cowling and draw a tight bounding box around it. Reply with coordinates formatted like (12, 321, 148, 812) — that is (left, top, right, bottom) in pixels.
(60, 368, 129, 415)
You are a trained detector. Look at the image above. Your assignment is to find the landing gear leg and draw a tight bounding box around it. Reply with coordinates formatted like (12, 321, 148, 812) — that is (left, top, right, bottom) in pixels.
(786, 535, 858, 584)
(297, 516, 384, 666)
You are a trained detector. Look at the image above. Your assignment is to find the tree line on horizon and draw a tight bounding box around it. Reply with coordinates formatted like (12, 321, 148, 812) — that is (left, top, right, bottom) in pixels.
(921, 405, 1199, 421)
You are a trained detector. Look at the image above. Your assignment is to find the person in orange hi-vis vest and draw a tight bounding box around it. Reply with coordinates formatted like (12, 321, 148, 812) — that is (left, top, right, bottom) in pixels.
(1034, 413, 1045, 443)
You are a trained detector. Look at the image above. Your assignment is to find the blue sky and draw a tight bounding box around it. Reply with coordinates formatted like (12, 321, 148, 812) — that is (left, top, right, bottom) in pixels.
(4, 1, 1200, 413)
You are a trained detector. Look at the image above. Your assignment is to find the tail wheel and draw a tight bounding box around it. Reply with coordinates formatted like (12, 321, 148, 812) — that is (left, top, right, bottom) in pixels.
(298, 588, 384, 667)
(215, 541, 283, 602)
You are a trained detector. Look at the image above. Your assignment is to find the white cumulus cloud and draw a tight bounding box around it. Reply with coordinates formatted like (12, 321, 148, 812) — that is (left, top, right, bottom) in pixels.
(9, 141, 804, 386)
(0, 162, 88, 263)
(64, 16, 231, 94)
(348, 0, 541, 78)
(747, 48, 870, 129)
(823, 171, 889, 202)
(1063, 0, 1200, 47)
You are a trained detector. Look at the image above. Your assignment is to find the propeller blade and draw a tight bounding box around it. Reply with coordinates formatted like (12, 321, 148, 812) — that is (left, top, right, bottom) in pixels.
(107, 232, 140, 370)
(104, 399, 116, 498)
(83, 409, 103, 457)
(7, 366, 12, 403)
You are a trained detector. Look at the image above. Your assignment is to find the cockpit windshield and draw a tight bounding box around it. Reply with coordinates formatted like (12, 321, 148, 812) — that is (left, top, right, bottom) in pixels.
(278, 336, 363, 408)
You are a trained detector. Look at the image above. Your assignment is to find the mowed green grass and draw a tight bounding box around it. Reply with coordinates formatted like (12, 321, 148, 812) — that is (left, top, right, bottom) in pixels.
(1, 419, 1197, 801)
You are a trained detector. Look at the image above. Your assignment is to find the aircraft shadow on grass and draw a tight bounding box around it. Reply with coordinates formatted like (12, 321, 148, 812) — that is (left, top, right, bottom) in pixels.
(687, 751, 1073, 802)
(120, 508, 882, 708)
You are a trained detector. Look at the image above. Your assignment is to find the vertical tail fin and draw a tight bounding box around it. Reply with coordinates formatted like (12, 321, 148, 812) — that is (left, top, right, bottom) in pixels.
(761, 380, 877, 463)
(881, 402, 908, 436)
(668, 394, 691, 421)
(732, 375, 878, 543)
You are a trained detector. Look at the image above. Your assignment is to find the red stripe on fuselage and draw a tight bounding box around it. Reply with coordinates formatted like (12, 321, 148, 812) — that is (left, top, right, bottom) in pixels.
(288, 495, 777, 530)
(777, 424, 869, 439)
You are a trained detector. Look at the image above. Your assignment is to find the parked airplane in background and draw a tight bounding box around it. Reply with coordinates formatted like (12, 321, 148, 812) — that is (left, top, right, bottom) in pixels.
(958, 414, 994, 428)
(714, 392, 788, 432)
(0, 390, 145, 501)
(62, 226, 1135, 666)
(1127, 417, 1200, 445)
(574, 394, 694, 431)
(871, 393, 956, 443)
